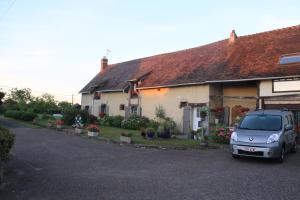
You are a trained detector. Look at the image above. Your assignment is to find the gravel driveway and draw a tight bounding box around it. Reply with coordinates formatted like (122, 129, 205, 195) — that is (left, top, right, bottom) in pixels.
(1, 118, 300, 200)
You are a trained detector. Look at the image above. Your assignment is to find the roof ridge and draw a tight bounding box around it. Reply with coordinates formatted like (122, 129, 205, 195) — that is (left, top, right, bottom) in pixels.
(238, 24, 300, 39)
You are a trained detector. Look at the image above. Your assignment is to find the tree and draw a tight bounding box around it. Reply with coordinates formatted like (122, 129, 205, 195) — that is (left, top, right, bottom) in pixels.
(0, 92, 4, 106)
(28, 93, 58, 114)
(58, 101, 73, 111)
(7, 88, 32, 104)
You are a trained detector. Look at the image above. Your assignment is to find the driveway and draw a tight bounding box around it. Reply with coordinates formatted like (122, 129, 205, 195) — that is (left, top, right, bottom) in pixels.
(1, 118, 300, 200)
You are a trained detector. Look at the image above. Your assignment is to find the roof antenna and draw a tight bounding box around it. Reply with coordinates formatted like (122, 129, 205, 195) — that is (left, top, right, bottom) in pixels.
(106, 49, 111, 57)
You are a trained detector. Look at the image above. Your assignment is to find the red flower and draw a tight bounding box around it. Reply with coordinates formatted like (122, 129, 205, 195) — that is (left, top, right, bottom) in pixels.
(99, 112, 106, 118)
(87, 124, 99, 132)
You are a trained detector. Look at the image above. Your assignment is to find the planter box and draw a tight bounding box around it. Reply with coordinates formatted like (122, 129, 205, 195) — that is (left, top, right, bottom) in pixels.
(120, 135, 132, 144)
(75, 128, 83, 134)
(56, 125, 62, 129)
(88, 131, 98, 137)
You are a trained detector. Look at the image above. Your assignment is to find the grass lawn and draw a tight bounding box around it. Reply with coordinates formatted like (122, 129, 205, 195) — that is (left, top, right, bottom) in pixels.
(100, 126, 204, 148)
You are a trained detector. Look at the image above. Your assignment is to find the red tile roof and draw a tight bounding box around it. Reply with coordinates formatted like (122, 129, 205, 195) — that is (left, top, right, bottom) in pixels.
(80, 25, 300, 93)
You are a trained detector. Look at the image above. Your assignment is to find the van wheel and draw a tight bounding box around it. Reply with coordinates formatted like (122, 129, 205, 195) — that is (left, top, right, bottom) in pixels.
(291, 140, 297, 153)
(276, 146, 285, 163)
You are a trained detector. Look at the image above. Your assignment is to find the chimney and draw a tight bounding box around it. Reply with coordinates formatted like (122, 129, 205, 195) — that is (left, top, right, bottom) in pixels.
(101, 56, 108, 72)
(229, 30, 237, 43)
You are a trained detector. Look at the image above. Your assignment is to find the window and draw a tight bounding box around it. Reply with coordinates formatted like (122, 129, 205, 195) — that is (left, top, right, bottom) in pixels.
(279, 54, 300, 65)
(196, 108, 201, 118)
(84, 105, 89, 111)
(94, 92, 101, 100)
(273, 79, 300, 93)
(100, 104, 107, 113)
(239, 115, 282, 131)
(131, 105, 138, 115)
(119, 104, 125, 110)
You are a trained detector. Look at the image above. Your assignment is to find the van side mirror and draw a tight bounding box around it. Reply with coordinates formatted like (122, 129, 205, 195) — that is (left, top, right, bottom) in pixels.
(285, 124, 293, 131)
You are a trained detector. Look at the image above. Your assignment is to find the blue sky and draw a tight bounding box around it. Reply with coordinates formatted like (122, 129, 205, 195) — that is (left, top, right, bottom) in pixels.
(0, 0, 299, 103)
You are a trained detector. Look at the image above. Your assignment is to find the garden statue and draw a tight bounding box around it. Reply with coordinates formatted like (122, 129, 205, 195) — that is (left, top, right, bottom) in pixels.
(73, 114, 83, 128)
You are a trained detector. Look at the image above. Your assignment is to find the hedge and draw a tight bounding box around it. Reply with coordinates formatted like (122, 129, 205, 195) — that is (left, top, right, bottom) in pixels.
(4, 110, 37, 121)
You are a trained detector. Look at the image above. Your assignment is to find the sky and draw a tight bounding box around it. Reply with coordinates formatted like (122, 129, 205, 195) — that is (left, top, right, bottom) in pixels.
(0, 0, 299, 103)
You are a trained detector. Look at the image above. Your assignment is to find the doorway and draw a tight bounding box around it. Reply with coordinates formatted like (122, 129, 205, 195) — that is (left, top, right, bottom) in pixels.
(193, 107, 201, 131)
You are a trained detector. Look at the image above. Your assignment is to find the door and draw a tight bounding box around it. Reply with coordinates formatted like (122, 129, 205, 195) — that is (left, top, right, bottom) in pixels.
(182, 106, 192, 135)
(193, 107, 201, 131)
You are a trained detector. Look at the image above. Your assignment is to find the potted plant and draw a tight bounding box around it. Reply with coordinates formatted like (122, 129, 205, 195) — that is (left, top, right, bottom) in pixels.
(146, 127, 155, 139)
(56, 119, 64, 129)
(200, 106, 209, 119)
(120, 132, 132, 144)
(87, 124, 99, 137)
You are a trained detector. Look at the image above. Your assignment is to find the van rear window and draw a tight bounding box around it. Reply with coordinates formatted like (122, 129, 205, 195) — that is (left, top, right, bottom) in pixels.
(239, 115, 282, 131)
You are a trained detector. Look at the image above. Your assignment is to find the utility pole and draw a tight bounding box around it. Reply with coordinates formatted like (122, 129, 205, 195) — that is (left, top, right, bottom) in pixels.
(72, 94, 74, 105)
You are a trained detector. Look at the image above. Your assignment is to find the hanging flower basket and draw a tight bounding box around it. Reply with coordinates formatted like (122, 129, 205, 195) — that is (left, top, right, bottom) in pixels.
(200, 106, 209, 119)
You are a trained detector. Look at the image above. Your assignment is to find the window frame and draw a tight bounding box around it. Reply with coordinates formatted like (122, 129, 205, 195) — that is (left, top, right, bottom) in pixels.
(272, 78, 300, 93)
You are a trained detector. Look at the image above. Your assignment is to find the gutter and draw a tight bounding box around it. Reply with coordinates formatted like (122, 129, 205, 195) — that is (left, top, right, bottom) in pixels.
(136, 75, 300, 90)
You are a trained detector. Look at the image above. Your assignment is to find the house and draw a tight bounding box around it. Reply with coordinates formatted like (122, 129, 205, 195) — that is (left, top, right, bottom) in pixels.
(80, 25, 300, 136)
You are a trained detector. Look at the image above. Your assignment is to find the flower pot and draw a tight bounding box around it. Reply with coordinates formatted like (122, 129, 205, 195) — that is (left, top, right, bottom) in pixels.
(147, 131, 155, 139)
(120, 135, 132, 144)
(88, 131, 98, 137)
(75, 128, 83, 134)
(47, 123, 52, 127)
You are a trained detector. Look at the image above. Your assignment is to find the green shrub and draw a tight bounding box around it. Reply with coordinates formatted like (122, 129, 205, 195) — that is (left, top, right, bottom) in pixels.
(20, 111, 37, 121)
(4, 110, 37, 121)
(4, 110, 20, 119)
(62, 107, 91, 125)
(41, 114, 55, 120)
(0, 126, 15, 162)
(121, 115, 150, 130)
(111, 115, 124, 127)
(87, 114, 98, 124)
(155, 104, 166, 119)
(99, 115, 113, 126)
(155, 118, 177, 138)
(0, 126, 15, 185)
(146, 119, 159, 130)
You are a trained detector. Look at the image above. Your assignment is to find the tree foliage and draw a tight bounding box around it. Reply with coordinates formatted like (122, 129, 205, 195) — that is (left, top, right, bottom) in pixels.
(8, 88, 32, 104)
(0, 92, 4, 106)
